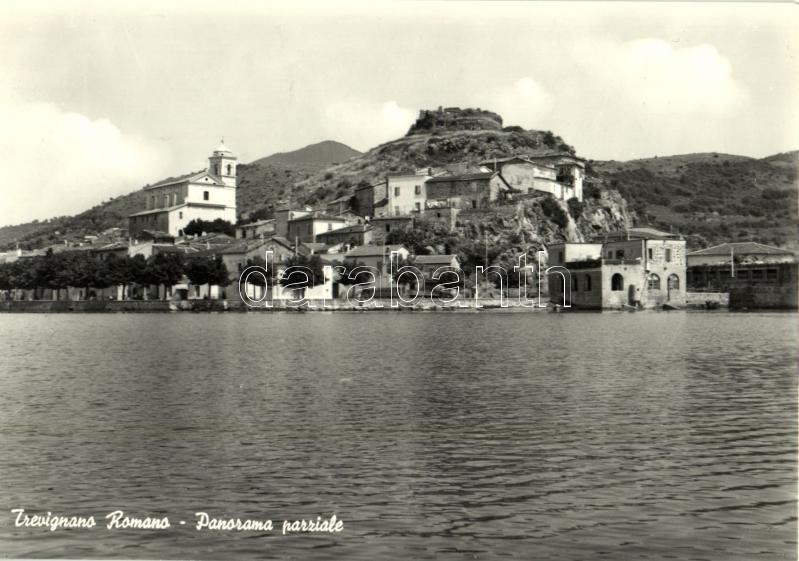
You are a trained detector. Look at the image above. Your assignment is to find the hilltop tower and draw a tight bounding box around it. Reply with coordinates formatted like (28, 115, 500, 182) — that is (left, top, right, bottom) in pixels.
(208, 139, 237, 188)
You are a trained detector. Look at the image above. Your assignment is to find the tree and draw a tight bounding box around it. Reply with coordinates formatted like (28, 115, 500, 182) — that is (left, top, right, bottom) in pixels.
(144, 252, 185, 299)
(280, 254, 326, 296)
(185, 255, 230, 296)
(183, 218, 235, 237)
(566, 197, 585, 219)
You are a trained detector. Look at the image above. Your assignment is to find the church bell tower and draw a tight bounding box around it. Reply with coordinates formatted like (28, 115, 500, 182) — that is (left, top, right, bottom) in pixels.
(208, 139, 237, 188)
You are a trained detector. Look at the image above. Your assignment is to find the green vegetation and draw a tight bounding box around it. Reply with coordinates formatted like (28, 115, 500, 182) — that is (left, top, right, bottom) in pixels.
(0, 251, 228, 300)
(280, 254, 326, 289)
(183, 219, 235, 237)
(591, 151, 798, 249)
(540, 196, 569, 228)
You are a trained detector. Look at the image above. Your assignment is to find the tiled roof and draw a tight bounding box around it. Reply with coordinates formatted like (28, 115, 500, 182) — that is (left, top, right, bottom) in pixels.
(426, 171, 497, 183)
(344, 244, 406, 258)
(414, 254, 459, 264)
(288, 213, 347, 222)
(371, 215, 412, 221)
(300, 242, 330, 252)
(268, 236, 296, 250)
(687, 242, 794, 256)
(319, 224, 372, 235)
(526, 152, 586, 162)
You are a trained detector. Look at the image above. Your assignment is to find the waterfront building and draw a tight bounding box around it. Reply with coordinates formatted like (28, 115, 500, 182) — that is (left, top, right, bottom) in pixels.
(414, 254, 462, 295)
(343, 244, 410, 297)
(128, 141, 237, 237)
(686, 242, 795, 267)
(686, 242, 797, 309)
(548, 228, 686, 309)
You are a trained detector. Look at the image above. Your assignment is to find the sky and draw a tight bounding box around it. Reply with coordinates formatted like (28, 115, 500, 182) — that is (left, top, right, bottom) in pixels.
(1, 1, 797, 227)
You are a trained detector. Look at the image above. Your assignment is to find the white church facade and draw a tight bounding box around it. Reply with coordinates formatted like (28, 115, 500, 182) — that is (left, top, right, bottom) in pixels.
(128, 142, 237, 237)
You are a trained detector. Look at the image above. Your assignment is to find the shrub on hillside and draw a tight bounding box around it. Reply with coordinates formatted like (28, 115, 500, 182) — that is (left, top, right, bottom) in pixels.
(540, 196, 568, 228)
(583, 184, 602, 199)
(566, 197, 585, 219)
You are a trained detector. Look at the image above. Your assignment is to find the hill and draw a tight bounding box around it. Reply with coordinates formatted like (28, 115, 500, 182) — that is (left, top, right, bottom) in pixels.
(0, 108, 795, 253)
(591, 151, 798, 249)
(249, 140, 361, 166)
(0, 141, 361, 249)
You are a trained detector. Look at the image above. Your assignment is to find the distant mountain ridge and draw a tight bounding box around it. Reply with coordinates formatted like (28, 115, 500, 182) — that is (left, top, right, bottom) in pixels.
(249, 140, 361, 166)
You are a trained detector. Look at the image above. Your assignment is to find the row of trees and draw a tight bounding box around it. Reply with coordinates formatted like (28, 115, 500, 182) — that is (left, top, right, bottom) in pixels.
(0, 250, 229, 300)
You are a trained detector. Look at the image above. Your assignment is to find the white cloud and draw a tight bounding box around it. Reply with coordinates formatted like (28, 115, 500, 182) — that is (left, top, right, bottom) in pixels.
(573, 38, 748, 117)
(0, 86, 169, 227)
(472, 77, 553, 129)
(321, 100, 417, 151)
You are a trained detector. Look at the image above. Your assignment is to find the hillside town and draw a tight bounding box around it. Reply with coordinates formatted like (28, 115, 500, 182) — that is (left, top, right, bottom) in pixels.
(0, 139, 796, 311)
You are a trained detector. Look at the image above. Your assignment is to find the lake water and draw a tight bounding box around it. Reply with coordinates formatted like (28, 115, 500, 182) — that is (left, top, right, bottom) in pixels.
(0, 311, 795, 560)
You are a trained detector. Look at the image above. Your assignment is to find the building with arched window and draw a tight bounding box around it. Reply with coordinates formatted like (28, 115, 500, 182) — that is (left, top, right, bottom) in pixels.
(547, 228, 686, 309)
(128, 141, 237, 237)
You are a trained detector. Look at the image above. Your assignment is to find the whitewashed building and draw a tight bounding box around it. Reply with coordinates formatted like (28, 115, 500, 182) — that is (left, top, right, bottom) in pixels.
(129, 141, 238, 237)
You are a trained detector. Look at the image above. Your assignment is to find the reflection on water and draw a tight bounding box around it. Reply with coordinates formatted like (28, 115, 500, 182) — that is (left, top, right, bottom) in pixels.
(0, 312, 795, 560)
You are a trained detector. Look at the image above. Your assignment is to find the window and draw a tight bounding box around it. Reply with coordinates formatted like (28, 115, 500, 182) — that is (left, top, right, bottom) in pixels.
(607, 251, 613, 259)
(647, 248, 653, 260)
(667, 274, 680, 290)
(394, 186, 400, 196)
(415, 202, 421, 211)
(615, 250, 625, 259)
(472, 200, 477, 209)
(584, 274, 592, 291)
(571, 276, 579, 291)
(179, 211, 183, 219)
(558, 251, 564, 263)
(214, 164, 220, 175)
(647, 273, 661, 290)
(394, 206, 400, 215)
(385, 224, 390, 232)
(751, 269, 764, 280)
(327, 223, 332, 231)
(203, 191, 209, 201)
(415, 185, 421, 195)
(226, 164, 232, 175)
(665, 248, 672, 262)
(611, 273, 624, 291)
(766, 269, 778, 282)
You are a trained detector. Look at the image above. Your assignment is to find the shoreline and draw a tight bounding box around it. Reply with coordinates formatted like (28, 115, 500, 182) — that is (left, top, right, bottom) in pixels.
(0, 299, 793, 313)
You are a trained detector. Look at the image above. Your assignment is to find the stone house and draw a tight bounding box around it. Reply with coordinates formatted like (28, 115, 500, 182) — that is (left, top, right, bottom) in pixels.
(315, 224, 373, 248)
(424, 171, 515, 210)
(370, 216, 414, 245)
(480, 155, 582, 201)
(548, 228, 686, 309)
(236, 219, 275, 240)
